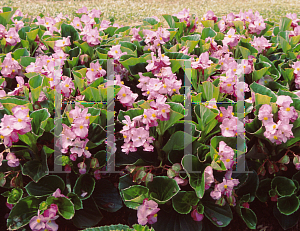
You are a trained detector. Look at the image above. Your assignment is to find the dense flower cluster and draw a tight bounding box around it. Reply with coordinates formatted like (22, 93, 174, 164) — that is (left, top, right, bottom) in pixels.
(258, 95, 298, 144)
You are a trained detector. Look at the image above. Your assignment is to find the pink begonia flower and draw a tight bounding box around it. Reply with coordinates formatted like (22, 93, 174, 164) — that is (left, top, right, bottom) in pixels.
(137, 199, 160, 225)
(257, 75, 273, 86)
(58, 124, 76, 151)
(94, 169, 101, 180)
(191, 52, 213, 70)
(99, 20, 110, 31)
(286, 13, 300, 28)
(86, 60, 106, 84)
(117, 86, 138, 107)
(258, 104, 273, 125)
(60, 76, 75, 98)
(107, 45, 127, 60)
(1, 52, 22, 78)
(220, 117, 237, 137)
(29, 212, 47, 231)
(5, 27, 21, 46)
(130, 27, 142, 42)
(70, 138, 91, 158)
(204, 166, 214, 190)
(146, 50, 171, 75)
(250, 36, 272, 53)
(218, 141, 235, 170)
(278, 105, 298, 122)
(239, 59, 253, 74)
(71, 17, 83, 30)
(235, 81, 249, 101)
(216, 106, 234, 122)
(293, 155, 300, 170)
(55, 37, 71, 48)
(52, 188, 66, 198)
(191, 209, 204, 222)
(223, 28, 240, 48)
(76, 6, 88, 14)
(71, 117, 89, 139)
(80, 25, 101, 46)
(204, 98, 218, 110)
(78, 162, 87, 174)
(121, 141, 137, 154)
(276, 95, 293, 108)
(13, 19, 24, 31)
(202, 10, 218, 22)
(137, 73, 150, 91)
(7, 76, 25, 96)
(210, 176, 239, 200)
(6, 152, 19, 167)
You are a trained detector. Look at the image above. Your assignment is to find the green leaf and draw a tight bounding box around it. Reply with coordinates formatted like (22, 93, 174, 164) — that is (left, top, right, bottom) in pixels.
(81, 224, 132, 231)
(273, 205, 300, 230)
(67, 192, 83, 210)
(252, 61, 271, 81)
(146, 176, 180, 204)
(7, 196, 44, 230)
(181, 154, 207, 198)
(72, 197, 103, 229)
(81, 87, 101, 102)
(61, 23, 80, 43)
(250, 82, 277, 102)
(30, 108, 50, 137)
(236, 204, 257, 229)
(7, 188, 23, 204)
(203, 200, 233, 227)
(73, 174, 95, 200)
(162, 15, 175, 28)
(256, 178, 271, 202)
(272, 176, 296, 197)
(92, 179, 123, 212)
(25, 175, 65, 196)
(162, 131, 197, 154)
(279, 17, 292, 31)
(20, 56, 36, 67)
(202, 81, 219, 101)
(277, 194, 300, 215)
(12, 48, 29, 60)
(87, 123, 106, 146)
(236, 171, 259, 203)
(201, 28, 216, 40)
(121, 185, 149, 209)
(46, 196, 75, 219)
(152, 207, 203, 231)
(172, 191, 199, 214)
(22, 148, 49, 183)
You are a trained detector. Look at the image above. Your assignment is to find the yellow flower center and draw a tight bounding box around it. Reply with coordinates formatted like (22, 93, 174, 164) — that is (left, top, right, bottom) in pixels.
(79, 125, 84, 129)
(62, 41, 65, 44)
(286, 107, 290, 112)
(162, 109, 165, 113)
(152, 113, 156, 118)
(148, 48, 150, 51)
(228, 35, 232, 38)
(9, 36, 12, 39)
(17, 84, 20, 87)
(18, 118, 22, 122)
(65, 84, 69, 87)
(157, 43, 160, 46)
(77, 23, 80, 26)
(85, 147, 88, 150)
(233, 69, 236, 72)
(91, 68, 94, 72)
(224, 184, 228, 189)
(297, 67, 300, 71)
(144, 114, 147, 118)
(46, 22, 49, 25)
(50, 78, 53, 81)
(37, 219, 41, 223)
(47, 60, 50, 63)
(123, 135, 127, 139)
(273, 125, 276, 129)
(226, 127, 229, 130)
(226, 159, 230, 162)
(263, 117, 268, 121)
(0, 135, 4, 139)
(122, 93, 126, 97)
(121, 81, 124, 84)
(227, 83, 231, 87)
(274, 135, 278, 140)
(147, 90, 150, 94)
(115, 50, 118, 53)
(12, 69, 15, 73)
(154, 214, 157, 217)
(220, 113, 223, 117)
(221, 62, 224, 65)
(85, 116, 89, 119)
(160, 37, 162, 40)
(231, 112, 234, 116)
(213, 105, 217, 109)
(172, 88, 176, 92)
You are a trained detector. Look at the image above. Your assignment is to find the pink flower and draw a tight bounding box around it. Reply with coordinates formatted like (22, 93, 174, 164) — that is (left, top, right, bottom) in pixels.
(52, 188, 66, 198)
(107, 45, 127, 60)
(71, 117, 89, 139)
(250, 36, 272, 53)
(137, 199, 160, 225)
(223, 28, 240, 48)
(191, 209, 204, 222)
(220, 117, 237, 137)
(78, 162, 87, 174)
(60, 76, 75, 98)
(86, 60, 106, 84)
(117, 86, 138, 107)
(276, 95, 293, 108)
(204, 166, 214, 189)
(258, 104, 273, 125)
(29, 212, 47, 231)
(6, 152, 19, 167)
(191, 52, 213, 70)
(5, 27, 21, 46)
(55, 37, 71, 48)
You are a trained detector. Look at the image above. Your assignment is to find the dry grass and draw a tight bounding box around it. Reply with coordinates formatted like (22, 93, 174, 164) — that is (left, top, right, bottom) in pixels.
(1, 0, 299, 26)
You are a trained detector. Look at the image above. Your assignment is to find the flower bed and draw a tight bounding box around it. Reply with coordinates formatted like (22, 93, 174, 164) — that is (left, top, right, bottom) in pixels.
(0, 5, 300, 231)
